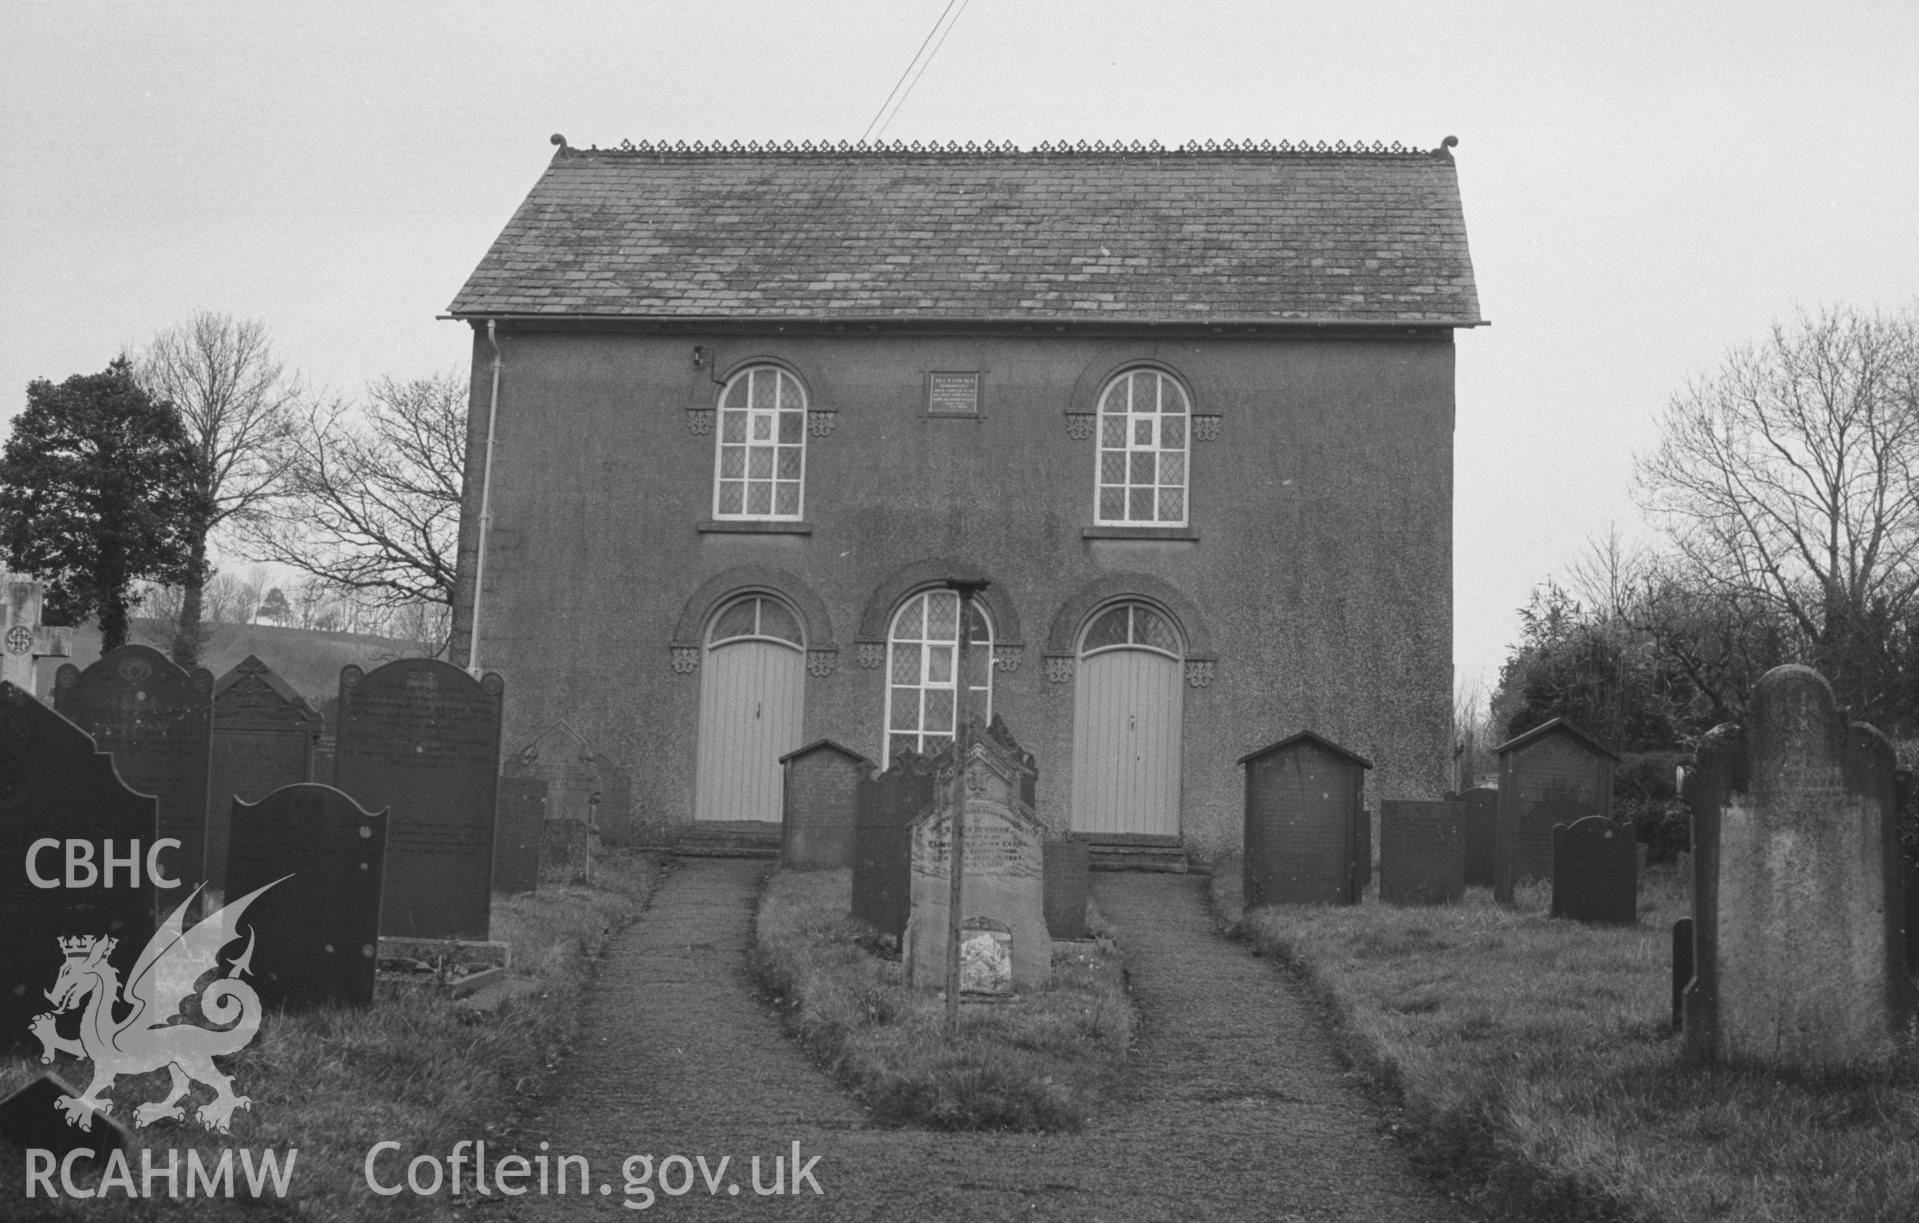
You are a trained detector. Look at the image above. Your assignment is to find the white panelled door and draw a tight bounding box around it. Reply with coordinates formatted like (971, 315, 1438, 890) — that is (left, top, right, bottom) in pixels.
(694, 596, 806, 822)
(1070, 603, 1184, 836)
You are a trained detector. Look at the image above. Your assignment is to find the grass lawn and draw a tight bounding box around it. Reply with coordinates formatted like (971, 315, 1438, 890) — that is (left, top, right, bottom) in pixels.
(752, 868, 1137, 1132)
(1, 849, 657, 1221)
(1217, 858, 1919, 1223)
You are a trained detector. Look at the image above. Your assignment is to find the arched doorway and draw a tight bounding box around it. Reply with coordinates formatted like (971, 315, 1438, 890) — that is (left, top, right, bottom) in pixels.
(1070, 601, 1184, 836)
(694, 594, 805, 822)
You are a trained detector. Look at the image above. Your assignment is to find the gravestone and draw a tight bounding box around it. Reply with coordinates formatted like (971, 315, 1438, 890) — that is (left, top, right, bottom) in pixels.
(493, 776, 545, 894)
(1907, 858, 1919, 975)
(1672, 917, 1694, 1033)
(904, 721, 1051, 990)
(1356, 808, 1373, 893)
(226, 783, 387, 1010)
(1493, 718, 1617, 904)
(1683, 664, 1915, 1068)
(206, 655, 321, 889)
(1239, 732, 1370, 908)
(778, 739, 873, 870)
(959, 919, 1013, 996)
(1378, 800, 1465, 906)
(502, 720, 633, 843)
(1043, 839, 1091, 939)
(1550, 816, 1638, 924)
(0, 683, 159, 1053)
(55, 645, 214, 893)
(852, 749, 938, 941)
(0, 575, 72, 697)
(541, 818, 593, 885)
(1454, 786, 1498, 887)
(333, 659, 502, 940)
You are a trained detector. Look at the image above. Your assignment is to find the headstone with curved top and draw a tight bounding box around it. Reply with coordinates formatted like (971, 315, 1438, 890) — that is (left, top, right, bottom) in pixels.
(206, 655, 321, 888)
(1683, 664, 1915, 1069)
(333, 659, 502, 940)
(55, 645, 213, 892)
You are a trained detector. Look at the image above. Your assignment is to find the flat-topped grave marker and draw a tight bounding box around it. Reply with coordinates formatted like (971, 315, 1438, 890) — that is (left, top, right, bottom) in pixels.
(493, 776, 545, 894)
(1239, 731, 1370, 908)
(1493, 718, 1617, 904)
(1379, 800, 1465, 906)
(1551, 815, 1638, 924)
(55, 645, 214, 892)
(333, 659, 502, 941)
(0, 683, 159, 1053)
(1454, 786, 1497, 887)
(1043, 839, 1090, 939)
(905, 723, 1051, 990)
(852, 749, 937, 942)
(779, 739, 873, 870)
(0, 575, 72, 697)
(206, 655, 321, 888)
(1683, 664, 1915, 1069)
(226, 783, 387, 1010)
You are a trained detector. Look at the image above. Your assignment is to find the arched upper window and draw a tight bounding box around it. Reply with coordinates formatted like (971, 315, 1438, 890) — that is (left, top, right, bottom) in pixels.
(884, 589, 993, 766)
(714, 366, 807, 520)
(1080, 601, 1183, 659)
(1096, 368, 1190, 526)
(707, 594, 804, 650)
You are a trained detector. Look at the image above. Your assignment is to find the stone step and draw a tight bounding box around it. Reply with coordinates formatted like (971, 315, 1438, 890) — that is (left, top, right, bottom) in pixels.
(634, 820, 783, 859)
(1074, 834, 1197, 874)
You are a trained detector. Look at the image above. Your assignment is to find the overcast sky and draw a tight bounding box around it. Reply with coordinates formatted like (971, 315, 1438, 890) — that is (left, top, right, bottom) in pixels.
(3, 0, 1915, 697)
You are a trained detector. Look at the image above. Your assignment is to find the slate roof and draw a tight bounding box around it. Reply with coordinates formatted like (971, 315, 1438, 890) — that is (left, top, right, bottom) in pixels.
(449, 138, 1483, 327)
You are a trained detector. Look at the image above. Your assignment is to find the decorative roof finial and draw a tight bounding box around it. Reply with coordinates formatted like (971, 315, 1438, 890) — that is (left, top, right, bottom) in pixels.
(551, 133, 569, 150)
(1441, 135, 1458, 150)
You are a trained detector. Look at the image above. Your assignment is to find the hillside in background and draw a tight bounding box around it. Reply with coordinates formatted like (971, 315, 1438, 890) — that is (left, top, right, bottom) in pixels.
(37, 618, 427, 710)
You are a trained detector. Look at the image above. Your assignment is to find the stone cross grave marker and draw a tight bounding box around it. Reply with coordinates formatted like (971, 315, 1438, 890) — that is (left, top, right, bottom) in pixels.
(1378, 800, 1465, 906)
(852, 749, 937, 942)
(1452, 786, 1498, 887)
(55, 645, 214, 894)
(905, 724, 1051, 990)
(493, 776, 545, 895)
(778, 739, 873, 870)
(1239, 731, 1370, 908)
(1493, 718, 1616, 904)
(1683, 664, 1915, 1069)
(502, 719, 631, 844)
(1550, 815, 1638, 924)
(206, 655, 321, 889)
(333, 659, 502, 941)
(226, 783, 388, 1010)
(0, 575, 72, 697)
(1043, 839, 1090, 939)
(0, 683, 158, 1053)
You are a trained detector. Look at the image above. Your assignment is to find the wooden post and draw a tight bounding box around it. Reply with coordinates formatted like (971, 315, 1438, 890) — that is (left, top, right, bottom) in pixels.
(945, 579, 989, 1039)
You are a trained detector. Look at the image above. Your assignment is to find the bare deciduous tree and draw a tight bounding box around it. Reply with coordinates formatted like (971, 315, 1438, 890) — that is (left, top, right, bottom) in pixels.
(1634, 303, 1919, 721)
(138, 313, 303, 665)
(241, 373, 466, 654)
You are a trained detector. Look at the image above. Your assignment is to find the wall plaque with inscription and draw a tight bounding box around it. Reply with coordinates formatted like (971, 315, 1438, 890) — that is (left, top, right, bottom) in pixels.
(206, 655, 321, 889)
(926, 371, 981, 417)
(1683, 665, 1914, 1069)
(54, 645, 214, 893)
(0, 682, 157, 1053)
(1379, 800, 1465, 906)
(332, 659, 502, 940)
(227, 783, 387, 1010)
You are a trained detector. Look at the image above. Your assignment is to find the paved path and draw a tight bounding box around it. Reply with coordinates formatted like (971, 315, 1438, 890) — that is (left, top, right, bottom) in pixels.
(484, 860, 1473, 1222)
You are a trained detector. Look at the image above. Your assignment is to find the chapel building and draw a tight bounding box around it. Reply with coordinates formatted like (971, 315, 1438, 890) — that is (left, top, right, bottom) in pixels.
(445, 135, 1483, 854)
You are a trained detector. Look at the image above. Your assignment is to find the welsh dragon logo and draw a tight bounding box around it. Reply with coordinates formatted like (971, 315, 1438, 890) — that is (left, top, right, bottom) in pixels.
(29, 879, 284, 1134)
